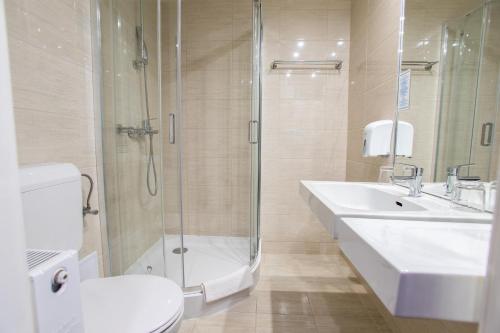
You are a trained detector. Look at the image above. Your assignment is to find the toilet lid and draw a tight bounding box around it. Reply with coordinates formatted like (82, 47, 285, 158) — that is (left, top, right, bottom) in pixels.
(81, 275, 184, 333)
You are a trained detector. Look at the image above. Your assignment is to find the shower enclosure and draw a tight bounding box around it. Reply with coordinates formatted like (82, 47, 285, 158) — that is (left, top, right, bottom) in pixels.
(92, 0, 262, 295)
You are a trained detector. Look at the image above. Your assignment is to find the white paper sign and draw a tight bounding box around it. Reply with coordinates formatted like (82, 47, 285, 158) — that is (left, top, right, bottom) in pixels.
(398, 69, 411, 111)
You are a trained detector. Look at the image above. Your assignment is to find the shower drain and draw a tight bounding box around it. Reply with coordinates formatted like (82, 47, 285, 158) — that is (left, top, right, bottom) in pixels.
(172, 247, 188, 254)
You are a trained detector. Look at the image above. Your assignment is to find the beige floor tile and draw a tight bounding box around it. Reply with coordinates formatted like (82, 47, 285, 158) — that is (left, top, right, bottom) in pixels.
(314, 313, 374, 326)
(256, 313, 316, 328)
(316, 326, 380, 333)
(178, 318, 197, 333)
(260, 263, 341, 278)
(226, 294, 258, 313)
(349, 278, 369, 293)
(256, 290, 312, 315)
(255, 276, 353, 293)
(261, 253, 343, 266)
(443, 321, 478, 333)
(314, 313, 380, 330)
(256, 327, 318, 333)
(319, 242, 342, 255)
(262, 241, 322, 254)
(193, 327, 255, 333)
(195, 312, 256, 328)
(308, 292, 365, 316)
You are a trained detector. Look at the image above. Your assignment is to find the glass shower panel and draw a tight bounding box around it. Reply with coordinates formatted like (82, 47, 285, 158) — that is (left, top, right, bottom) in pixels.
(471, 1, 500, 181)
(434, 9, 483, 181)
(250, 0, 262, 263)
(160, 0, 184, 287)
(98, 0, 175, 279)
(179, 0, 255, 288)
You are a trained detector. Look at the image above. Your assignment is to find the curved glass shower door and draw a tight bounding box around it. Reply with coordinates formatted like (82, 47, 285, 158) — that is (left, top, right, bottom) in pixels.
(95, 0, 183, 284)
(176, 0, 261, 288)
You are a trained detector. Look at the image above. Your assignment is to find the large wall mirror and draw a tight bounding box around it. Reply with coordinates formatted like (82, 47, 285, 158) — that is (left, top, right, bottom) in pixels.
(395, 0, 500, 210)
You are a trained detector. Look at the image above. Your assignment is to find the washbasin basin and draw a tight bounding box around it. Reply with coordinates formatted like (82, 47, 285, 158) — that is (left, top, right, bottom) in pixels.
(311, 182, 427, 212)
(300, 181, 492, 238)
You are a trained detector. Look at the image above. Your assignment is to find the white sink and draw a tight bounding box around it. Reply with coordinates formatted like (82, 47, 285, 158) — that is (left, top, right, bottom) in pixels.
(300, 181, 492, 238)
(338, 218, 490, 322)
(306, 182, 427, 211)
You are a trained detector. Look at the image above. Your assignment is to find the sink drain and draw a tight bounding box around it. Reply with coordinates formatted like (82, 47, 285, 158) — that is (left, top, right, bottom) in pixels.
(172, 247, 188, 254)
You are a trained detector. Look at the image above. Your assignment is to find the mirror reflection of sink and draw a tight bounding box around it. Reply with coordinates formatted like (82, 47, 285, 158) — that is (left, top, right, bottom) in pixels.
(300, 181, 492, 238)
(422, 182, 496, 213)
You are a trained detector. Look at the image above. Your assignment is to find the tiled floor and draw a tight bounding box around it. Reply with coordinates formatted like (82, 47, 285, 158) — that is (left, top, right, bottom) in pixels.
(177, 243, 392, 333)
(177, 242, 479, 333)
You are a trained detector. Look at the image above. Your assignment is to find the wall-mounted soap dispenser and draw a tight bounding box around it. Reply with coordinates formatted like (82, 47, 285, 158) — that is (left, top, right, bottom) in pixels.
(363, 120, 413, 157)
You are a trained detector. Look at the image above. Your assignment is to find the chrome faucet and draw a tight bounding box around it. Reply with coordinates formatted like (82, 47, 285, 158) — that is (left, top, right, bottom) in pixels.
(391, 163, 424, 197)
(446, 163, 480, 195)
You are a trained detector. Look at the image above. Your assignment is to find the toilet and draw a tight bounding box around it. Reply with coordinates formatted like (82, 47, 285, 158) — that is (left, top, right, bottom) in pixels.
(81, 275, 183, 333)
(19, 163, 184, 333)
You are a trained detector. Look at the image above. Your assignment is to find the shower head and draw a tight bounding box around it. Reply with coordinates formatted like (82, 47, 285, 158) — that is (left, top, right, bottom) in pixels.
(134, 25, 148, 69)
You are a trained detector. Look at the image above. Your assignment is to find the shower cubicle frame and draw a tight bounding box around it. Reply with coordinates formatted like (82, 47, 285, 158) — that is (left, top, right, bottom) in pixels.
(90, 0, 263, 306)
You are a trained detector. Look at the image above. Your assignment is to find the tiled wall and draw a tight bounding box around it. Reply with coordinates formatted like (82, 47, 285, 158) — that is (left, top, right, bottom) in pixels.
(346, 0, 402, 181)
(5, 0, 104, 273)
(261, 0, 350, 254)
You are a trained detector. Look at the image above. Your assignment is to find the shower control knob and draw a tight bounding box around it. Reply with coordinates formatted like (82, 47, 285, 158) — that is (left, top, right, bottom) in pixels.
(51, 268, 69, 293)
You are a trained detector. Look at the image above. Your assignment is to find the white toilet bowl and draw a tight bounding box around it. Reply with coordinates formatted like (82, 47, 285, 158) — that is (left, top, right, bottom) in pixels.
(81, 275, 184, 333)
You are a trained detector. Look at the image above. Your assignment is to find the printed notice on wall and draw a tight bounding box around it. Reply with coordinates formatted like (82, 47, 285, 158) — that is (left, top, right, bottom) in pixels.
(398, 69, 411, 111)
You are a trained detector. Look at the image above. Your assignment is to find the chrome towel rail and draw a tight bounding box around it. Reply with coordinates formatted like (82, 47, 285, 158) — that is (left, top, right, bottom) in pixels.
(401, 60, 439, 71)
(271, 60, 343, 71)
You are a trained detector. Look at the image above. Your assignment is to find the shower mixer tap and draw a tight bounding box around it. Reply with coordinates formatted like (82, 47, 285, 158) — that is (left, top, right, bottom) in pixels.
(117, 122, 158, 139)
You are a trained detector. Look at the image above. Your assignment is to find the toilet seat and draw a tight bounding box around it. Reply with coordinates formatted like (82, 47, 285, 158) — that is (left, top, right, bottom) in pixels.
(80, 275, 184, 333)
